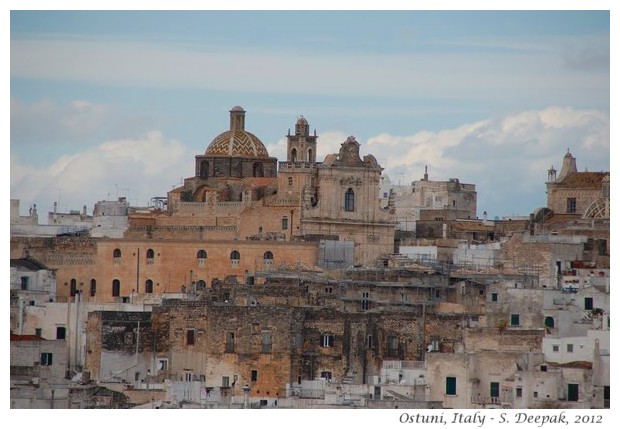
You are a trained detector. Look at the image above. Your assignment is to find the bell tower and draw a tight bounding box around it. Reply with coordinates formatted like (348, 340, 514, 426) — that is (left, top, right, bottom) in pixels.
(286, 116, 317, 163)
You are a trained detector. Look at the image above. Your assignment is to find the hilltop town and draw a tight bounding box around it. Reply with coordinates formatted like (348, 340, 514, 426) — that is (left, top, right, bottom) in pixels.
(10, 107, 610, 409)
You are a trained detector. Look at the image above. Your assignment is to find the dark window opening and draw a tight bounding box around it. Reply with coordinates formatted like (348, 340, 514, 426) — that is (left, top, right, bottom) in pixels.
(567, 384, 579, 401)
(20, 276, 29, 290)
(251, 370, 258, 382)
(490, 382, 500, 398)
(226, 332, 235, 353)
(585, 297, 593, 310)
(321, 334, 334, 348)
(145, 279, 154, 294)
(113, 248, 121, 258)
(344, 188, 355, 212)
(567, 197, 577, 213)
(446, 376, 457, 395)
(90, 279, 96, 297)
(282, 218, 288, 230)
(186, 329, 195, 346)
(112, 279, 120, 297)
(41, 352, 53, 366)
(70, 279, 78, 297)
(56, 327, 66, 340)
(510, 314, 520, 326)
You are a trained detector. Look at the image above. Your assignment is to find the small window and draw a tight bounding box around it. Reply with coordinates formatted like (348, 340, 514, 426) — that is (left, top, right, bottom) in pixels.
(491, 293, 498, 302)
(282, 218, 288, 230)
(230, 250, 240, 266)
(41, 352, 53, 366)
(567, 344, 574, 353)
(263, 251, 273, 261)
(251, 370, 258, 382)
(344, 188, 355, 212)
(146, 248, 155, 263)
(387, 335, 398, 357)
(567, 197, 577, 213)
(35, 328, 42, 337)
(552, 344, 559, 352)
(70, 279, 78, 297)
(197, 249, 207, 259)
(226, 332, 235, 353)
(222, 376, 230, 388)
(145, 279, 154, 294)
(112, 279, 120, 297)
(544, 316, 555, 328)
(20, 276, 29, 290)
(288, 177, 293, 186)
(113, 248, 122, 258)
(321, 371, 332, 381)
(490, 382, 500, 398)
(584, 297, 593, 310)
(90, 279, 96, 297)
(187, 329, 195, 346)
(321, 334, 334, 348)
(261, 331, 272, 353)
(516, 387, 523, 398)
(157, 359, 168, 371)
(361, 291, 370, 311)
(325, 286, 333, 294)
(196, 280, 206, 290)
(510, 314, 520, 326)
(56, 327, 66, 340)
(540, 365, 548, 372)
(446, 376, 457, 395)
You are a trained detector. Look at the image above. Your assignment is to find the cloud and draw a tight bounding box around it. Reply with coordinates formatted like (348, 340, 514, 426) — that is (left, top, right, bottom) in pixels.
(367, 107, 609, 217)
(10, 35, 609, 106)
(11, 131, 193, 217)
(11, 97, 110, 146)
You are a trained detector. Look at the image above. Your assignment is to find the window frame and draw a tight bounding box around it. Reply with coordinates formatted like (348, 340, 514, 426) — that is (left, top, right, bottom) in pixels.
(344, 188, 355, 212)
(445, 376, 457, 396)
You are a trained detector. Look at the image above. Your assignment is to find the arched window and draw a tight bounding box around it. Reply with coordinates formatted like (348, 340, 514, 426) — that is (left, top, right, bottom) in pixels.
(90, 279, 96, 297)
(112, 279, 120, 297)
(145, 279, 153, 294)
(113, 248, 121, 259)
(197, 249, 207, 259)
(253, 162, 264, 177)
(230, 250, 240, 266)
(308, 148, 313, 163)
(291, 148, 297, 162)
(196, 280, 207, 290)
(544, 316, 555, 328)
(345, 188, 355, 212)
(288, 177, 293, 186)
(200, 160, 209, 178)
(263, 251, 273, 260)
(70, 279, 78, 297)
(146, 248, 155, 264)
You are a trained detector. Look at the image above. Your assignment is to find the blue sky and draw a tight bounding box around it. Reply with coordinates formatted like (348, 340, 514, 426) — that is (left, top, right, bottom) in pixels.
(8, 6, 612, 220)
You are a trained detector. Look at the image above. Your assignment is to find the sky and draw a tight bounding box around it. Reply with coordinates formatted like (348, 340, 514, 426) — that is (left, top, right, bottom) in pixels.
(7, 4, 613, 222)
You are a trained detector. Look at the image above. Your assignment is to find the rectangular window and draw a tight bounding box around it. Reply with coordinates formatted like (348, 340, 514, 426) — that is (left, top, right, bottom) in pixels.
(584, 297, 593, 310)
(186, 329, 195, 346)
(490, 382, 500, 398)
(157, 358, 168, 372)
(226, 332, 235, 353)
(567, 343, 574, 353)
(516, 387, 523, 398)
(56, 327, 66, 340)
(35, 328, 42, 337)
(321, 334, 334, 348)
(567, 198, 577, 213)
(21, 276, 29, 290)
(281, 218, 288, 230)
(361, 292, 370, 311)
(552, 345, 559, 352)
(251, 370, 258, 382)
(41, 352, 53, 366)
(446, 376, 457, 395)
(321, 371, 332, 381)
(222, 376, 230, 388)
(567, 383, 579, 401)
(491, 293, 498, 302)
(510, 314, 520, 326)
(387, 335, 399, 357)
(261, 331, 272, 353)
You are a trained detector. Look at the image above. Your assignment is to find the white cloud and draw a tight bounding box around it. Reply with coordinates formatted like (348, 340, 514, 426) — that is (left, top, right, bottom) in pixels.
(10, 36, 609, 105)
(11, 131, 192, 217)
(366, 106, 609, 217)
(11, 97, 110, 145)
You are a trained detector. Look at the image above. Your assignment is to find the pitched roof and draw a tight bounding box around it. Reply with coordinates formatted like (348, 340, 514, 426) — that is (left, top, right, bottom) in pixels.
(557, 172, 607, 189)
(10, 256, 50, 271)
(10, 334, 45, 342)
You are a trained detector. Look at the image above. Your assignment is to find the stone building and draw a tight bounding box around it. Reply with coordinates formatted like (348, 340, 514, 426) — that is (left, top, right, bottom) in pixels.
(11, 106, 395, 303)
(546, 150, 609, 218)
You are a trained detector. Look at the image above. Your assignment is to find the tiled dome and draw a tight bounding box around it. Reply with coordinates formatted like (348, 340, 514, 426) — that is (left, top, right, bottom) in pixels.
(204, 106, 270, 158)
(205, 130, 269, 158)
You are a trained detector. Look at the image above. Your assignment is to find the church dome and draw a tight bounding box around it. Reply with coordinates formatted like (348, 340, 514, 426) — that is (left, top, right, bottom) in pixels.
(205, 107, 270, 158)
